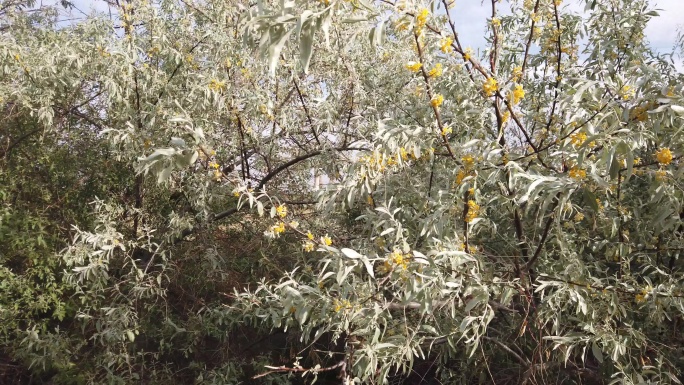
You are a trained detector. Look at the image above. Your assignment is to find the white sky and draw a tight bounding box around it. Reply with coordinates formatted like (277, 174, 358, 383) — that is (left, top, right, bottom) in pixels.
(53, 0, 682, 56)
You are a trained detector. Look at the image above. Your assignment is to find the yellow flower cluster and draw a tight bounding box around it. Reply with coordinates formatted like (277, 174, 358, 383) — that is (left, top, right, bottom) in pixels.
(491, 17, 501, 28)
(321, 235, 332, 246)
(483, 77, 497, 97)
(333, 298, 351, 312)
(463, 47, 473, 61)
(512, 84, 525, 104)
(620, 85, 635, 100)
(655, 148, 672, 165)
(630, 103, 651, 122)
(303, 241, 315, 252)
(384, 249, 411, 271)
(208, 79, 226, 92)
(97, 46, 111, 57)
(272, 222, 286, 234)
(666, 86, 675, 97)
(569, 132, 587, 147)
(430, 94, 444, 108)
(635, 286, 652, 304)
(358, 151, 401, 173)
(462, 154, 475, 168)
(428, 63, 443, 77)
(501, 110, 510, 124)
(574, 212, 584, 222)
(455, 155, 478, 185)
(399, 147, 409, 161)
(405, 61, 422, 72)
(455, 168, 476, 185)
(415, 8, 429, 32)
(440, 37, 454, 53)
(276, 204, 288, 218)
(441, 126, 452, 136)
(512, 66, 522, 81)
(465, 200, 479, 223)
(569, 166, 586, 180)
(596, 198, 604, 212)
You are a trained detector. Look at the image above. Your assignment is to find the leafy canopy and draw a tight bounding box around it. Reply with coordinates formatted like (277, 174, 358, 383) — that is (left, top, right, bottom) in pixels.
(1, 0, 684, 384)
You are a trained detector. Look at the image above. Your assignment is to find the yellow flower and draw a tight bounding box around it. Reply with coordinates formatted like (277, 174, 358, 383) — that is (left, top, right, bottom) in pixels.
(303, 241, 315, 252)
(620, 85, 635, 100)
(491, 17, 501, 28)
(455, 169, 467, 185)
(462, 154, 475, 168)
(666, 86, 675, 97)
(233, 190, 240, 197)
(273, 222, 286, 234)
(596, 198, 604, 212)
(388, 249, 410, 270)
(655, 169, 667, 181)
(333, 299, 351, 312)
(463, 47, 473, 61)
(276, 204, 288, 218)
(512, 66, 522, 81)
(416, 8, 429, 31)
(635, 286, 652, 303)
(430, 94, 444, 108)
(440, 37, 454, 53)
(483, 77, 498, 97)
(465, 200, 479, 223)
(405, 61, 423, 72)
(569, 132, 587, 147)
(427, 63, 443, 77)
(399, 147, 408, 160)
(655, 148, 672, 165)
(306, 231, 314, 240)
(574, 212, 584, 222)
(208, 79, 226, 92)
(630, 104, 649, 122)
(569, 166, 586, 180)
(501, 111, 510, 124)
(213, 170, 222, 181)
(441, 126, 452, 136)
(322, 235, 332, 246)
(209, 162, 220, 169)
(512, 84, 525, 104)
(633, 157, 641, 165)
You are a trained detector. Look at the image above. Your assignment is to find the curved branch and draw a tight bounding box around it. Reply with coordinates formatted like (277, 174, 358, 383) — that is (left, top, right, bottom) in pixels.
(174, 146, 368, 243)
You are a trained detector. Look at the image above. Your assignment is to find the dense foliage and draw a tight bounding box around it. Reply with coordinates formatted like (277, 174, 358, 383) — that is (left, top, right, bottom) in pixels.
(1, 0, 684, 383)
